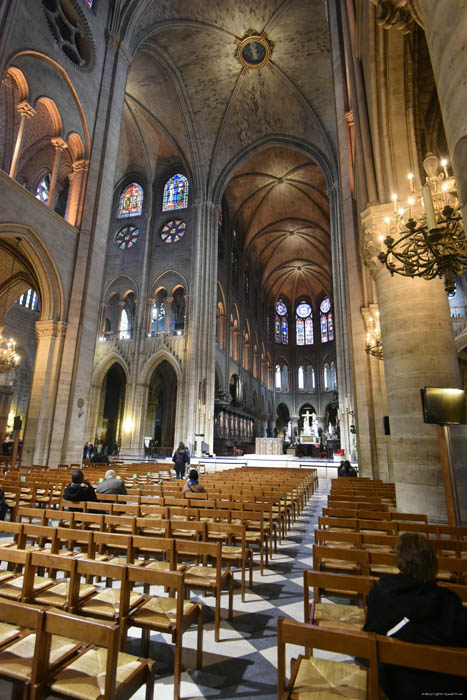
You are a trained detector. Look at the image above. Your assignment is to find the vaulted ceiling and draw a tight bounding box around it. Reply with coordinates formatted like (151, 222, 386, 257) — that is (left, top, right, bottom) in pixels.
(116, 0, 335, 304)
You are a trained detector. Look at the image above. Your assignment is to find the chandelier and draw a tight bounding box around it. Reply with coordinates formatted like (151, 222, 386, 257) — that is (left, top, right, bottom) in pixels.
(365, 311, 383, 360)
(0, 239, 21, 373)
(0, 335, 19, 374)
(378, 154, 467, 294)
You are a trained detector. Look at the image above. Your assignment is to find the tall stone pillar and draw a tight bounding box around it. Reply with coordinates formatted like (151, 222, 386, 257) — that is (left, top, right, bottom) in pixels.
(9, 101, 35, 179)
(66, 160, 89, 227)
(179, 202, 218, 454)
(23, 320, 67, 466)
(361, 203, 460, 519)
(48, 33, 132, 465)
(47, 138, 68, 208)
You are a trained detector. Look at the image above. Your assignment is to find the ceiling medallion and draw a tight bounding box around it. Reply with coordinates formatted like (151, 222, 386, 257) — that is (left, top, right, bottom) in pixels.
(235, 30, 273, 70)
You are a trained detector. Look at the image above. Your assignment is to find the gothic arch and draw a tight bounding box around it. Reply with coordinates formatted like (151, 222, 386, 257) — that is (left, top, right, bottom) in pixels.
(138, 347, 182, 387)
(90, 352, 130, 389)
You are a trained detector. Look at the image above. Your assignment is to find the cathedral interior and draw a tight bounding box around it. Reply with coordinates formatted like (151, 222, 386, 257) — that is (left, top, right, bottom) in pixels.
(0, 2, 467, 524)
(0, 0, 466, 697)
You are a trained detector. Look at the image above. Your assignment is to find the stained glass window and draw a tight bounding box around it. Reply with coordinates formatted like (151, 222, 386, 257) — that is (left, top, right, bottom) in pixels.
(328, 313, 334, 341)
(86, 0, 93, 6)
(162, 174, 188, 211)
(244, 272, 249, 302)
(161, 219, 186, 243)
(320, 313, 328, 343)
(296, 318, 305, 345)
(324, 363, 331, 391)
(115, 226, 139, 249)
(296, 301, 313, 345)
(118, 182, 143, 218)
(120, 309, 130, 339)
(36, 174, 50, 202)
(320, 297, 333, 343)
(330, 361, 337, 390)
(18, 289, 39, 311)
(151, 292, 167, 333)
(275, 364, 281, 389)
(275, 300, 288, 344)
(307, 366, 316, 391)
(298, 366, 305, 390)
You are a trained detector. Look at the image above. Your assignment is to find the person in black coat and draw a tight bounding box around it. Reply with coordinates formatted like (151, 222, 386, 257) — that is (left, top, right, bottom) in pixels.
(172, 442, 189, 479)
(64, 470, 97, 511)
(364, 532, 467, 699)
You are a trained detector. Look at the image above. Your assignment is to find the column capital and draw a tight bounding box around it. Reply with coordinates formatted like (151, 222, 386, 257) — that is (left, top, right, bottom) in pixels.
(360, 203, 394, 277)
(72, 159, 90, 173)
(51, 137, 68, 152)
(35, 320, 66, 338)
(370, 0, 423, 33)
(17, 101, 36, 119)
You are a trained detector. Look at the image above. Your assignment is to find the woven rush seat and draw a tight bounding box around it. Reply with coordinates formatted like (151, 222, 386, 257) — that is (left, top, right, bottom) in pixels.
(0, 621, 20, 646)
(0, 634, 79, 679)
(313, 603, 365, 631)
(184, 565, 218, 582)
(145, 560, 184, 571)
(79, 588, 144, 617)
(0, 571, 15, 582)
(34, 581, 96, 607)
(50, 647, 144, 700)
(0, 574, 52, 599)
(102, 556, 145, 566)
(289, 655, 367, 699)
(131, 596, 199, 629)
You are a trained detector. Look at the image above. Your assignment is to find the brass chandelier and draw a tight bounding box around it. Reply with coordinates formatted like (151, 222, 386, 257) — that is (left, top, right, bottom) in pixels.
(378, 154, 467, 294)
(0, 239, 21, 374)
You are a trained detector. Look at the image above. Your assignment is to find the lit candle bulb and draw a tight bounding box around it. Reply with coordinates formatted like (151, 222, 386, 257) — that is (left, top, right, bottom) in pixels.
(384, 216, 391, 235)
(398, 207, 405, 218)
(391, 193, 398, 212)
(422, 184, 437, 229)
(407, 197, 414, 219)
(441, 158, 449, 179)
(441, 182, 449, 206)
(407, 172, 414, 192)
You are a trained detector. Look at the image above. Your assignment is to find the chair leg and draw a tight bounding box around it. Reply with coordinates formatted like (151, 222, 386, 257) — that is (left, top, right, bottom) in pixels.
(196, 609, 203, 669)
(173, 635, 182, 700)
(228, 577, 233, 619)
(215, 589, 221, 643)
(145, 666, 155, 700)
(141, 627, 150, 657)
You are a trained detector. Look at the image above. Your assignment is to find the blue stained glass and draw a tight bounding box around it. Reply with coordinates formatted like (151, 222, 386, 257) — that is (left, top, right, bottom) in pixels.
(281, 317, 288, 344)
(162, 174, 188, 211)
(320, 297, 331, 314)
(321, 313, 328, 343)
(296, 318, 304, 345)
(328, 313, 334, 341)
(305, 317, 313, 344)
(276, 300, 287, 316)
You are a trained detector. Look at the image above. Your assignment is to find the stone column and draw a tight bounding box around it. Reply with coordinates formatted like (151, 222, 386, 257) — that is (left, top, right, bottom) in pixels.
(179, 202, 218, 453)
(47, 137, 68, 208)
(66, 159, 89, 227)
(48, 33, 132, 465)
(22, 320, 67, 466)
(9, 101, 35, 179)
(361, 203, 460, 519)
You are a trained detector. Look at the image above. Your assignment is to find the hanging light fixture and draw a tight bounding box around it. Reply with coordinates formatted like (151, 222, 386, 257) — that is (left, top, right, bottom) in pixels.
(378, 154, 467, 294)
(0, 239, 21, 374)
(365, 311, 383, 360)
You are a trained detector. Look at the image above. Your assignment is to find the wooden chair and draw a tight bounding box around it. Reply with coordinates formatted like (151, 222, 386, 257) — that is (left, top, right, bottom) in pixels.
(123, 566, 203, 700)
(206, 521, 253, 602)
(313, 545, 371, 578)
(27, 551, 96, 609)
(304, 570, 378, 633)
(277, 617, 379, 700)
(0, 599, 81, 700)
(0, 549, 56, 601)
(175, 539, 233, 642)
(31, 607, 154, 700)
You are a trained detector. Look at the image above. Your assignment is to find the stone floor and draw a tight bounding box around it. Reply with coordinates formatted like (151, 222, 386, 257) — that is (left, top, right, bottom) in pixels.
(0, 480, 331, 699)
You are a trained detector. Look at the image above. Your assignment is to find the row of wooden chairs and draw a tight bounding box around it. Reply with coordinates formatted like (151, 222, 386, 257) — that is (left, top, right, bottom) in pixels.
(0, 598, 154, 700)
(277, 615, 467, 700)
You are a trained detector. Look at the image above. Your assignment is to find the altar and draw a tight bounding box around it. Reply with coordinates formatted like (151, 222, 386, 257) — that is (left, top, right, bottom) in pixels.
(255, 437, 283, 455)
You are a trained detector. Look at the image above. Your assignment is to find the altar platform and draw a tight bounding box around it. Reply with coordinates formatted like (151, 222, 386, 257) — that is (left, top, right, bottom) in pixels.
(114, 452, 358, 479)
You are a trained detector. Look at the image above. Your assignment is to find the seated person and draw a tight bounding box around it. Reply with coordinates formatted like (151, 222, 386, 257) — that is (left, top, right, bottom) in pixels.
(0, 488, 8, 521)
(63, 469, 98, 511)
(337, 459, 357, 477)
(96, 469, 127, 495)
(182, 469, 206, 494)
(364, 532, 467, 700)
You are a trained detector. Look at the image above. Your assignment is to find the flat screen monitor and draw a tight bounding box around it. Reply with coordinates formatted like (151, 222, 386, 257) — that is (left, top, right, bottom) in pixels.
(420, 387, 466, 425)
